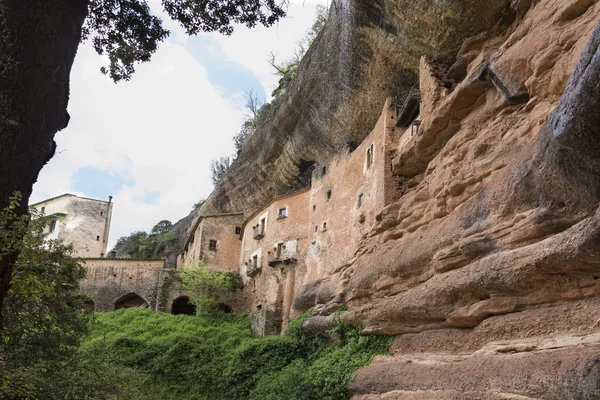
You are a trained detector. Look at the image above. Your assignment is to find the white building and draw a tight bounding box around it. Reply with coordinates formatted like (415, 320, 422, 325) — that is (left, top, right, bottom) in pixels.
(30, 194, 114, 258)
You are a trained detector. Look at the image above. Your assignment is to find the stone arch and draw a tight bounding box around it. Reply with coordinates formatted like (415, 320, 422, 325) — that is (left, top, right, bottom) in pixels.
(82, 299, 95, 312)
(114, 293, 148, 310)
(218, 303, 232, 314)
(171, 296, 196, 315)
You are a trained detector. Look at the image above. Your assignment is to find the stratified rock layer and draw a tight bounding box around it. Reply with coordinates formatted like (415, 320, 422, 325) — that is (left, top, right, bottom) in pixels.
(335, 0, 600, 397)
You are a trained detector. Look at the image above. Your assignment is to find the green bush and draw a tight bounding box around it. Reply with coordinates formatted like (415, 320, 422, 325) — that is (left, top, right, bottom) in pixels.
(80, 309, 393, 400)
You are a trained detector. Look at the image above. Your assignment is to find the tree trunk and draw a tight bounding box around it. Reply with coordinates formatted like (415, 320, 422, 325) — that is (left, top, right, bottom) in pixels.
(0, 0, 88, 325)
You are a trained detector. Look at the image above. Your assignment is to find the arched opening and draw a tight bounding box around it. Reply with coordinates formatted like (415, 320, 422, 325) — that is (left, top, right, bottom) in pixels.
(114, 293, 148, 310)
(172, 296, 196, 316)
(218, 303, 232, 314)
(82, 299, 95, 312)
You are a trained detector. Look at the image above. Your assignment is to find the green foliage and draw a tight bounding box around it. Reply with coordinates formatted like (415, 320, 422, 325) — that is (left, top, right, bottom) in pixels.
(83, 0, 287, 82)
(80, 308, 393, 400)
(210, 156, 232, 186)
(112, 220, 176, 259)
(0, 192, 29, 263)
(178, 261, 237, 314)
(270, 5, 328, 99)
(0, 197, 119, 399)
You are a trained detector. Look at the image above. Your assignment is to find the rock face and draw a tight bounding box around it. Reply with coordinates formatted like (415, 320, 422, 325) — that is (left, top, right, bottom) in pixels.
(175, 0, 600, 396)
(174, 0, 512, 248)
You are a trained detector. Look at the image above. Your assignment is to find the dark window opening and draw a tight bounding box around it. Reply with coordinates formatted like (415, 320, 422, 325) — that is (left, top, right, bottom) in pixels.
(234, 226, 242, 235)
(326, 190, 332, 200)
(315, 225, 318, 233)
(209, 240, 217, 251)
(100, 211, 104, 216)
(278, 207, 288, 218)
(323, 222, 327, 231)
(358, 193, 364, 208)
(172, 296, 196, 315)
(41, 206, 45, 214)
(312, 205, 316, 212)
(276, 243, 284, 259)
(366, 144, 374, 168)
(96, 235, 100, 241)
(322, 166, 327, 177)
(49, 219, 56, 233)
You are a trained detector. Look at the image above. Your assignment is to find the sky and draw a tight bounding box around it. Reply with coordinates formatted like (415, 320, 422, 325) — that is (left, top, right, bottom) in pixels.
(30, 0, 329, 250)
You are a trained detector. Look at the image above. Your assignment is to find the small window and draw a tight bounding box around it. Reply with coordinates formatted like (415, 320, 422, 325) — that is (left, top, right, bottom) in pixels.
(100, 211, 104, 217)
(326, 190, 332, 200)
(322, 166, 327, 177)
(252, 254, 258, 269)
(358, 193, 364, 208)
(314, 225, 318, 233)
(209, 240, 217, 251)
(323, 222, 327, 231)
(234, 226, 241, 235)
(49, 219, 56, 233)
(312, 205, 316, 212)
(41, 206, 45, 214)
(259, 218, 266, 234)
(278, 207, 288, 218)
(366, 144, 374, 169)
(276, 243, 284, 259)
(96, 235, 100, 241)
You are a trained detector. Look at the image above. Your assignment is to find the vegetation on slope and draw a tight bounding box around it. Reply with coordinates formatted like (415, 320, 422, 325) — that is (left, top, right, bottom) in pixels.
(80, 308, 393, 400)
(111, 220, 177, 259)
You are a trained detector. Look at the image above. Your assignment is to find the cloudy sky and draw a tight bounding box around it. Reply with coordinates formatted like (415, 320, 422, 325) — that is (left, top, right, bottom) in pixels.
(31, 0, 329, 249)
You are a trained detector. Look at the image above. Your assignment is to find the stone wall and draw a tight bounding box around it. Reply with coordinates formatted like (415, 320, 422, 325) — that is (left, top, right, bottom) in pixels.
(79, 258, 186, 312)
(239, 189, 311, 332)
(179, 213, 244, 272)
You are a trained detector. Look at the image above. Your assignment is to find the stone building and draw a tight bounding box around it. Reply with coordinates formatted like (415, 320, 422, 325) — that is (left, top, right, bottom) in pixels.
(30, 193, 114, 258)
(175, 98, 404, 334)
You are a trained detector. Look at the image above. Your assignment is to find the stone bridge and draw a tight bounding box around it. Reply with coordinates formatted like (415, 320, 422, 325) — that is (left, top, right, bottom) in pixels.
(80, 258, 194, 314)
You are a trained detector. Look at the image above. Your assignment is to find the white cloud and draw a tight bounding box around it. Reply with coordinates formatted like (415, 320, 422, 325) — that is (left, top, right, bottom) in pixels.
(31, 0, 327, 250)
(208, 0, 330, 98)
(32, 40, 244, 249)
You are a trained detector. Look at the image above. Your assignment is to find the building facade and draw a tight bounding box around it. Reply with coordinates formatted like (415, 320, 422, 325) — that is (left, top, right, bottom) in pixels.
(30, 194, 114, 258)
(177, 98, 405, 334)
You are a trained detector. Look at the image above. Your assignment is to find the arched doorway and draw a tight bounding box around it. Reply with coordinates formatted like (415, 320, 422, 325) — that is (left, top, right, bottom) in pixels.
(172, 296, 196, 315)
(82, 299, 95, 312)
(114, 293, 148, 310)
(218, 303, 232, 314)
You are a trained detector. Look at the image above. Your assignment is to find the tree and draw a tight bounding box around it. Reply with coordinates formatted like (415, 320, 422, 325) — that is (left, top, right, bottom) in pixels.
(211, 156, 232, 185)
(112, 220, 176, 259)
(178, 261, 238, 314)
(0, 201, 106, 399)
(270, 4, 327, 99)
(0, 0, 288, 324)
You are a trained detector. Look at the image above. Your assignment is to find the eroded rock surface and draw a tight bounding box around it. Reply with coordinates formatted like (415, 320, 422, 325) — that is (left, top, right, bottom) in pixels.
(175, 0, 600, 396)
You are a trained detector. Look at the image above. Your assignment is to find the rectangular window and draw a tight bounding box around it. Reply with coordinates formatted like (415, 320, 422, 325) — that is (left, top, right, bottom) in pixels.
(322, 166, 327, 177)
(358, 193, 364, 208)
(326, 189, 332, 201)
(209, 240, 217, 251)
(252, 254, 258, 269)
(278, 207, 288, 218)
(234, 226, 241, 235)
(100, 211, 104, 216)
(49, 219, 56, 233)
(96, 235, 100, 241)
(312, 205, 316, 212)
(41, 206, 45, 214)
(276, 243, 284, 259)
(259, 218, 266, 234)
(323, 222, 327, 231)
(366, 144, 374, 169)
